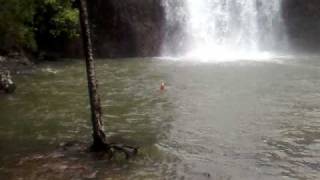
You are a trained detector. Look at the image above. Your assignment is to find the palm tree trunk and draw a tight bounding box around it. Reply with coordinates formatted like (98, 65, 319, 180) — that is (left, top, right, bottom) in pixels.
(79, 0, 107, 150)
(78, 0, 137, 157)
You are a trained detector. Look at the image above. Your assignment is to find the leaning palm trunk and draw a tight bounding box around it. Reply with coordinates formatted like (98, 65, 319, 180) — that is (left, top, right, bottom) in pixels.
(78, 0, 137, 157)
(79, 0, 107, 150)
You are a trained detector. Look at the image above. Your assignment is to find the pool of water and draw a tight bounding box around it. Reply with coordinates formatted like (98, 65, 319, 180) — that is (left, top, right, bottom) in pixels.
(0, 57, 320, 179)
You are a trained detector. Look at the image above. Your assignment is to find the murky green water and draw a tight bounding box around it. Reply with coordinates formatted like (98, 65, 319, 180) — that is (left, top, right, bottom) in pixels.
(1, 58, 320, 179)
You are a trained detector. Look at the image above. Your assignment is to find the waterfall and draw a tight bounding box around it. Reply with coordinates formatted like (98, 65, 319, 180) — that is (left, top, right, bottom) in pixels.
(162, 0, 288, 60)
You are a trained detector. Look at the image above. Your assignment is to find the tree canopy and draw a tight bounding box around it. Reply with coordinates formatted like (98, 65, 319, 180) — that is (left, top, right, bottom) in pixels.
(0, 0, 79, 52)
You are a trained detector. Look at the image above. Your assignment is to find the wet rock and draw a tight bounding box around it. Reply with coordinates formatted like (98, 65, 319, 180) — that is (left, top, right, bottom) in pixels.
(85, 171, 98, 179)
(8, 51, 21, 59)
(0, 56, 6, 62)
(0, 51, 34, 75)
(0, 71, 16, 94)
(282, 0, 320, 53)
(88, 0, 165, 57)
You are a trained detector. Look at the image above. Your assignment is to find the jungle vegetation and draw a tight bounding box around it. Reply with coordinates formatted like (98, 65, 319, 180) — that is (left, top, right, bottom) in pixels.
(0, 0, 79, 53)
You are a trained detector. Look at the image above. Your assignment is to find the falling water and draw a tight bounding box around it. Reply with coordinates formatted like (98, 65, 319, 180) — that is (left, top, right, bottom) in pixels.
(163, 0, 288, 60)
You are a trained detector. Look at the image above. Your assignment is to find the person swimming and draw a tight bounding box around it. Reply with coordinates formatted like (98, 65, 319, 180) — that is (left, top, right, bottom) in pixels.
(160, 81, 165, 91)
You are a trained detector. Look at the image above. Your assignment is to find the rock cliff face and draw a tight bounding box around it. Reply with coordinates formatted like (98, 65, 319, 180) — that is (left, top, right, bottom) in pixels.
(88, 0, 165, 58)
(81, 0, 320, 58)
(282, 0, 320, 53)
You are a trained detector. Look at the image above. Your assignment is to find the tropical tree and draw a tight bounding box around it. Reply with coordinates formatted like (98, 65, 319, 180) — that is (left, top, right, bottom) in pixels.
(78, 0, 137, 158)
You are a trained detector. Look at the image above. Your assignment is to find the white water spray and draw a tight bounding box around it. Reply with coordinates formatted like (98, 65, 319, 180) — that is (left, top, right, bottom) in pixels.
(163, 0, 288, 61)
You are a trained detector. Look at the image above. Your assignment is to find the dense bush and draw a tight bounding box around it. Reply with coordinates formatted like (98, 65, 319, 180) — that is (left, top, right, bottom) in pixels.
(0, 0, 79, 53)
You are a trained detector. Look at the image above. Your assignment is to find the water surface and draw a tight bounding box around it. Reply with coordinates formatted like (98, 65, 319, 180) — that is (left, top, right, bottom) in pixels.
(0, 57, 320, 179)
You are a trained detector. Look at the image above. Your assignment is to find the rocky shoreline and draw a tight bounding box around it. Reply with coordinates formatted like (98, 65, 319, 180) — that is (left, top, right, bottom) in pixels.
(0, 52, 35, 74)
(0, 52, 35, 93)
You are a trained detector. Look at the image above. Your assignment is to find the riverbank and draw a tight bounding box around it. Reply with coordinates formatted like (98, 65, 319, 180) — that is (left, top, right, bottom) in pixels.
(0, 51, 35, 74)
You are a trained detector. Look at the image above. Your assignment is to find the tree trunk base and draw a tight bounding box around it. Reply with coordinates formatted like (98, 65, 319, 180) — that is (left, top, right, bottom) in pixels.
(60, 140, 138, 160)
(90, 133, 137, 159)
(90, 142, 138, 159)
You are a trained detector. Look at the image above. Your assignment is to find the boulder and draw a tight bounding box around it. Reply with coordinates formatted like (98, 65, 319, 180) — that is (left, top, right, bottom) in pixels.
(0, 71, 16, 94)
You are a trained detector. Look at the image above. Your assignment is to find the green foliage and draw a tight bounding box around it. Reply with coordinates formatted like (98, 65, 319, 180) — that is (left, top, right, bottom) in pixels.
(0, 0, 79, 52)
(0, 0, 36, 50)
(35, 0, 79, 39)
(51, 8, 79, 38)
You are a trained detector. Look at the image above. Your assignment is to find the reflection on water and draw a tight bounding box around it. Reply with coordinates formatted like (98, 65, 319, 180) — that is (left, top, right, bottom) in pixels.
(0, 58, 320, 179)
